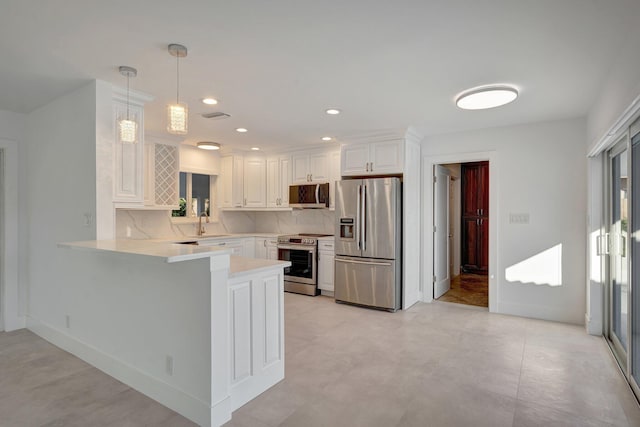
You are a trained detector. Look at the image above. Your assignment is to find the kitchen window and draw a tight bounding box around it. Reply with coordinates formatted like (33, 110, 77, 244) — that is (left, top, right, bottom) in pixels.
(172, 172, 217, 221)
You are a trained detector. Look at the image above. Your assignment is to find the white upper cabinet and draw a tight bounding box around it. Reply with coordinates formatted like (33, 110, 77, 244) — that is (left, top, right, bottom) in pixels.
(340, 140, 404, 176)
(292, 151, 329, 183)
(143, 136, 180, 209)
(267, 155, 291, 207)
(220, 155, 244, 208)
(243, 157, 266, 207)
(112, 91, 145, 205)
(329, 150, 340, 209)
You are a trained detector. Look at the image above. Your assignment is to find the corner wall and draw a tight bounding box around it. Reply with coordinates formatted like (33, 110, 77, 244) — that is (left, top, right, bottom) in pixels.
(0, 110, 26, 331)
(23, 82, 98, 327)
(422, 118, 587, 325)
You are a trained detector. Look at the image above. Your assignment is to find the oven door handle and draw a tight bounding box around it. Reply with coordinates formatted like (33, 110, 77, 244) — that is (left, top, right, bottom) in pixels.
(276, 243, 317, 252)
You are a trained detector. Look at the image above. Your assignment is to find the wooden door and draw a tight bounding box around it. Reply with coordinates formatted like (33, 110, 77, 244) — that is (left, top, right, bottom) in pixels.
(461, 162, 489, 273)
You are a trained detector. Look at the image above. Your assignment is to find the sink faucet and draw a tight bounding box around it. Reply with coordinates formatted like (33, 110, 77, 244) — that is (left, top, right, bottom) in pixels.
(198, 211, 209, 236)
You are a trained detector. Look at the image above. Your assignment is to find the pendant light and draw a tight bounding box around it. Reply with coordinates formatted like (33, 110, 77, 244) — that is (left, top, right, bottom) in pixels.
(167, 44, 188, 135)
(118, 66, 138, 143)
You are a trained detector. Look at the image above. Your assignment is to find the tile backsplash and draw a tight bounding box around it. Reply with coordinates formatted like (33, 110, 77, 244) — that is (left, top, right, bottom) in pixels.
(115, 208, 335, 239)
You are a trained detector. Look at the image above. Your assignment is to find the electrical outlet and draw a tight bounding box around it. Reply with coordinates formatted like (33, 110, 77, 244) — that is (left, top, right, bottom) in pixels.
(65, 315, 71, 329)
(83, 212, 93, 227)
(165, 355, 174, 376)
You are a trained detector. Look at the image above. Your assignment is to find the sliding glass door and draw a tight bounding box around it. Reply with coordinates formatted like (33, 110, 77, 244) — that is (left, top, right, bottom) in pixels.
(608, 140, 629, 367)
(631, 125, 640, 395)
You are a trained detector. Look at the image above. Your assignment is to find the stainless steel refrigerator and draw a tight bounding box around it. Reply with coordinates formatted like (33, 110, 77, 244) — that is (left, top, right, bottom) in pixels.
(334, 177, 401, 311)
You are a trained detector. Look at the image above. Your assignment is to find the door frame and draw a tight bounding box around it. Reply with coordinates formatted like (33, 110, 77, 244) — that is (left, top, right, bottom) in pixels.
(0, 138, 21, 331)
(422, 151, 498, 312)
(433, 165, 451, 299)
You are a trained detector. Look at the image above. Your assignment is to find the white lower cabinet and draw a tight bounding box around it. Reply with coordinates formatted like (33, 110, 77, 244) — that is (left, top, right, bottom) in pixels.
(317, 239, 335, 294)
(266, 238, 279, 260)
(198, 237, 254, 257)
(255, 238, 268, 259)
(228, 267, 284, 410)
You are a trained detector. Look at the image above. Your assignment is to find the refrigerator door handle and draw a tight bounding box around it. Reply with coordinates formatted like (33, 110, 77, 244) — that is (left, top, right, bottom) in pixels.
(335, 258, 392, 267)
(361, 185, 366, 251)
(356, 185, 361, 250)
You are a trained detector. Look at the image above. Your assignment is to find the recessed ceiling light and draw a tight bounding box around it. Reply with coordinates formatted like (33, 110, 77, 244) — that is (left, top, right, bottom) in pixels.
(456, 85, 518, 110)
(325, 108, 341, 115)
(251, 147, 260, 151)
(236, 128, 248, 133)
(197, 141, 221, 150)
(202, 98, 218, 105)
(321, 136, 333, 141)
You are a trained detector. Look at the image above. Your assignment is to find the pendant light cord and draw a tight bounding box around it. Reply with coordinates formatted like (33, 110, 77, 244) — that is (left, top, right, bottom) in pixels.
(126, 73, 130, 120)
(176, 54, 180, 104)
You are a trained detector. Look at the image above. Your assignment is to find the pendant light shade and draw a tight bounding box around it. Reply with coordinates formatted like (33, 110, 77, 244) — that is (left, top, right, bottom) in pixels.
(167, 44, 188, 135)
(118, 66, 138, 143)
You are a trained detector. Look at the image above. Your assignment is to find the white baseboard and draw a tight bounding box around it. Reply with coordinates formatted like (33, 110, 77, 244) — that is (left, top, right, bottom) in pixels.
(585, 313, 603, 336)
(27, 317, 225, 427)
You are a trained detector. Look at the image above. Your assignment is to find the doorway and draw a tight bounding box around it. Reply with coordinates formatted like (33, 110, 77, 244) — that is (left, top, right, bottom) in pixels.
(433, 161, 489, 308)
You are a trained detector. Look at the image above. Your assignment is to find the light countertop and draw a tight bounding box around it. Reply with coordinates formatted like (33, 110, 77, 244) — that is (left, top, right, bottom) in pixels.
(58, 239, 231, 263)
(230, 257, 291, 278)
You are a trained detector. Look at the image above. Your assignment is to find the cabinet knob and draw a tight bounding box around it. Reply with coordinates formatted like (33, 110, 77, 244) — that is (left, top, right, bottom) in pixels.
(370, 163, 373, 171)
(366, 162, 369, 172)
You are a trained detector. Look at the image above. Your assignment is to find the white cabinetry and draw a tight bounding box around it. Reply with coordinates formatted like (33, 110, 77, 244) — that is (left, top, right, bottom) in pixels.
(267, 156, 291, 207)
(143, 137, 180, 209)
(317, 238, 335, 294)
(228, 267, 284, 409)
(112, 91, 145, 206)
(244, 157, 266, 207)
(255, 238, 268, 259)
(292, 151, 330, 183)
(221, 155, 244, 208)
(341, 140, 404, 176)
(266, 238, 279, 260)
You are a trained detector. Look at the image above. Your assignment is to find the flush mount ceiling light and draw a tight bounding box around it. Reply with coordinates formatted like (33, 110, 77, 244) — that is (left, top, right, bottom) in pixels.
(251, 147, 260, 151)
(325, 108, 341, 115)
(167, 44, 188, 135)
(197, 141, 221, 150)
(236, 128, 248, 133)
(118, 66, 138, 143)
(456, 85, 518, 110)
(202, 98, 218, 105)
(321, 136, 333, 141)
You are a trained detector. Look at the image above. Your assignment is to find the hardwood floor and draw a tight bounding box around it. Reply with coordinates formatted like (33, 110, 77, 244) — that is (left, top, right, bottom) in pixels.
(437, 273, 488, 307)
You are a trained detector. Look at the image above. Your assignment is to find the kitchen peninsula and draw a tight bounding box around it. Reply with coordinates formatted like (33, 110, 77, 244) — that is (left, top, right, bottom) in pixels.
(33, 239, 290, 427)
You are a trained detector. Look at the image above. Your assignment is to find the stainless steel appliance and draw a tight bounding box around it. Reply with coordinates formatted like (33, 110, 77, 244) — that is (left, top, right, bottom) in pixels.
(289, 183, 330, 208)
(334, 177, 402, 311)
(277, 233, 332, 296)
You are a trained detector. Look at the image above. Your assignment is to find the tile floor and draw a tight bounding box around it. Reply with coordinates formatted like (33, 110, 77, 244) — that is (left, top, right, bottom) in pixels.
(1, 294, 639, 427)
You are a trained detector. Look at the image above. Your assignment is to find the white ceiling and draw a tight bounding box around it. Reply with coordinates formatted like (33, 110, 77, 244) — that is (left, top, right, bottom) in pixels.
(1, 0, 639, 151)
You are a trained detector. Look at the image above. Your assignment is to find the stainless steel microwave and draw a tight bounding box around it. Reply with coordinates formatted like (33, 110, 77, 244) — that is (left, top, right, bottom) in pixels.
(289, 183, 330, 208)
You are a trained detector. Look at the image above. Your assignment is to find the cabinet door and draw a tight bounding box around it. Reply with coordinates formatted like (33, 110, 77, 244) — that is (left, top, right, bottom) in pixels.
(279, 156, 291, 206)
(232, 156, 244, 208)
(478, 218, 489, 271)
(243, 157, 266, 207)
(255, 238, 268, 259)
(461, 218, 480, 271)
(267, 244, 278, 260)
(292, 154, 310, 183)
(308, 152, 329, 182)
(462, 164, 479, 216)
(370, 140, 403, 174)
(113, 101, 144, 204)
(152, 143, 180, 208)
(266, 157, 280, 207)
(477, 162, 489, 214)
(341, 143, 369, 176)
(318, 250, 335, 292)
(221, 156, 244, 208)
(242, 238, 256, 258)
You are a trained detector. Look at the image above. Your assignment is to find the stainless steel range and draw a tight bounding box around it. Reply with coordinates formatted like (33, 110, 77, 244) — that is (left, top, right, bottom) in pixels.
(277, 233, 332, 296)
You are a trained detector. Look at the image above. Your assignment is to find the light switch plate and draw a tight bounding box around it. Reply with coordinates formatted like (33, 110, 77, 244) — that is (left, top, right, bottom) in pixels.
(509, 213, 530, 224)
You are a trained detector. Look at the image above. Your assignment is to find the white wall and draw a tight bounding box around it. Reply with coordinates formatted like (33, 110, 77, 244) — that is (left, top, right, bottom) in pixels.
(23, 82, 98, 327)
(422, 118, 587, 325)
(0, 110, 25, 331)
(588, 24, 640, 151)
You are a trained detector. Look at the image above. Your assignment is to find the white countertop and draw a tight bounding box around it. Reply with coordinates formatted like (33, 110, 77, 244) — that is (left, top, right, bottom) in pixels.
(230, 257, 291, 278)
(58, 239, 232, 263)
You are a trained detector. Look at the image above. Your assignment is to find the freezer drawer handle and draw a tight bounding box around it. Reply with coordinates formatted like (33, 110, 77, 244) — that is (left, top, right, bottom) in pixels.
(335, 258, 392, 267)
